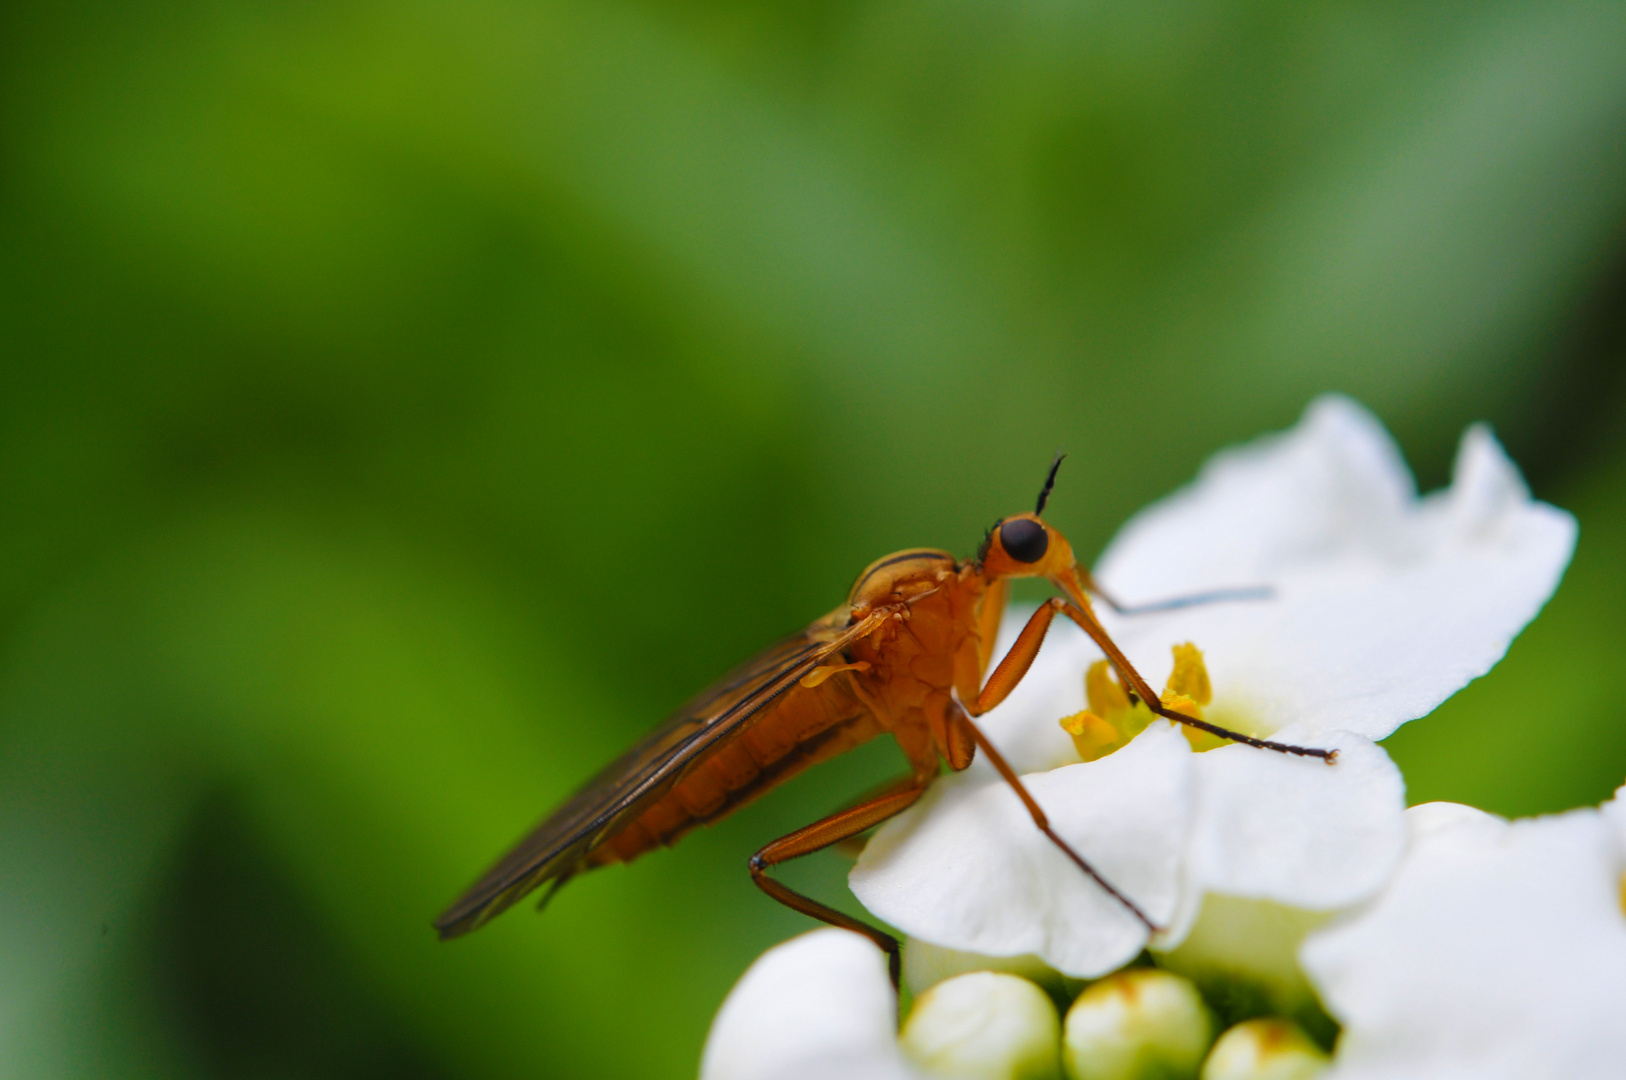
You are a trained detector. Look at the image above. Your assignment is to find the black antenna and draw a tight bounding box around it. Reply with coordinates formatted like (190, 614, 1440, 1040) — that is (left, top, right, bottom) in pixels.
(1035, 452, 1065, 516)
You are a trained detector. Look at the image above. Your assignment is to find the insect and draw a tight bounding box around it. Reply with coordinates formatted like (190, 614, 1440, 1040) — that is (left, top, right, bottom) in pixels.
(434, 458, 1334, 976)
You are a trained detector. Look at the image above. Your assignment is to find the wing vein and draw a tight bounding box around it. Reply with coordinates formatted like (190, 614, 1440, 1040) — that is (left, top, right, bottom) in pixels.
(433, 609, 883, 937)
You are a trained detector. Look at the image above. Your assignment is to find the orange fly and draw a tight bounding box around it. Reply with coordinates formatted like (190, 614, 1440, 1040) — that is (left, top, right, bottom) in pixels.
(434, 458, 1334, 977)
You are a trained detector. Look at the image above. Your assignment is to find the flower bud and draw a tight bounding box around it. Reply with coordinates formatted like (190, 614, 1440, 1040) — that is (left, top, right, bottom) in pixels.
(901, 971, 1063, 1080)
(1062, 969, 1213, 1080)
(1200, 1019, 1328, 1080)
(905, 937, 1069, 998)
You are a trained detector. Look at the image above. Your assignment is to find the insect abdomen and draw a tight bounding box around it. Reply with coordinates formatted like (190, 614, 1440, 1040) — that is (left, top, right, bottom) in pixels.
(586, 680, 882, 866)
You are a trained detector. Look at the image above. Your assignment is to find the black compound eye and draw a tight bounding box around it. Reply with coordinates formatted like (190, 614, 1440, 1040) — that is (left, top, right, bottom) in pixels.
(999, 518, 1049, 563)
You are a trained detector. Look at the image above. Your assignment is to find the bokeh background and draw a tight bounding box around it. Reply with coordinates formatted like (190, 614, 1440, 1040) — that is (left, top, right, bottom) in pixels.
(2, 1, 1624, 1076)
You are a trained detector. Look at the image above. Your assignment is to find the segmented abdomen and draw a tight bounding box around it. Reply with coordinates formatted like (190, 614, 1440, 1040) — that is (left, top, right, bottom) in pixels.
(586, 677, 884, 866)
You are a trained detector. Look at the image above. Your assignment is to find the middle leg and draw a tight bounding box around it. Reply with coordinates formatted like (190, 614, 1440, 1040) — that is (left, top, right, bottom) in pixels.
(749, 776, 930, 985)
(953, 705, 1159, 932)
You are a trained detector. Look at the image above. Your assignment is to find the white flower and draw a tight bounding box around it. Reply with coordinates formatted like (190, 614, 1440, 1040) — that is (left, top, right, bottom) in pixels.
(850, 396, 1575, 975)
(700, 399, 1581, 1080)
(1092, 397, 1575, 744)
(701, 932, 1233, 1080)
(703, 929, 1069, 1080)
(1299, 791, 1626, 1080)
(854, 721, 1195, 975)
(701, 929, 926, 1080)
(703, 791, 1626, 1079)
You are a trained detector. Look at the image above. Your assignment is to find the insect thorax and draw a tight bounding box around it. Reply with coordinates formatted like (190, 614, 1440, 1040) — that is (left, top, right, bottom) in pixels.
(846, 548, 959, 609)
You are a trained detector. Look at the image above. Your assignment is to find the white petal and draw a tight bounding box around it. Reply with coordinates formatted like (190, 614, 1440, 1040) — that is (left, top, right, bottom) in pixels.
(1299, 802, 1626, 1080)
(701, 929, 925, 1080)
(1093, 396, 1575, 740)
(1177, 729, 1406, 929)
(1599, 782, 1626, 857)
(851, 724, 1192, 977)
(1095, 397, 1414, 605)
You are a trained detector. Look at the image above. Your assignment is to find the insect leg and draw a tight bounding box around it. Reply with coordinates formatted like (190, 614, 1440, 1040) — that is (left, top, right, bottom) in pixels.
(974, 576, 1011, 681)
(954, 708, 1158, 933)
(967, 596, 1333, 761)
(1080, 568, 1273, 617)
(964, 598, 1061, 716)
(956, 617, 1160, 927)
(1052, 599, 1336, 763)
(533, 868, 576, 913)
(749, 779, 930, 986)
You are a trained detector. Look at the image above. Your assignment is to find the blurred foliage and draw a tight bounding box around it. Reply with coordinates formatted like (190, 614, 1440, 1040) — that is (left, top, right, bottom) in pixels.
(0, 0, 1624, 1077)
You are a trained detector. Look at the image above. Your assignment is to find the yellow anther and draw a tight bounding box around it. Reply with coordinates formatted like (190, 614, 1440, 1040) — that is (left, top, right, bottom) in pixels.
(1166, 642, 1212, 706)
(1085, 660, 1132, 719)
(1061, 710, 1129, 763)
(1065, 661, 1154, 762)
(1165, 689, 1228, 753)
(1164, 645, 1227, 753)
(1160, 690, 1201, 717)
(1064, 644, 1228, 760)
(1619, 870, 1626, 919)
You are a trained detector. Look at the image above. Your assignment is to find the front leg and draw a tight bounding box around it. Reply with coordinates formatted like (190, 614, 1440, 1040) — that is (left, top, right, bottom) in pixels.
(963, 599, 1063, 717)
(968, 597, 1333, 761)
(1049, 599, 1336, 763)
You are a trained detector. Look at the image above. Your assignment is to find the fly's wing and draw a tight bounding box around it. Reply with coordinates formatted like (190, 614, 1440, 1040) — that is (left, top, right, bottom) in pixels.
(434, 607, 876, 939)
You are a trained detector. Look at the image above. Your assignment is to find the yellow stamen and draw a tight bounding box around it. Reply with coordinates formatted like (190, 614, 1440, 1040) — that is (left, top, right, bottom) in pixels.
(1062, 644, 1233, 759)
(1163, 689, 1227, 754)
(1160, 691, 1200, 716)
(1061, 710, 1129, 763)
(1166, 642, 1212, 706)
(1085, 660, 1132, 719)
(1161, 644, 1227, 753)
(1064, 663, 1155, 761)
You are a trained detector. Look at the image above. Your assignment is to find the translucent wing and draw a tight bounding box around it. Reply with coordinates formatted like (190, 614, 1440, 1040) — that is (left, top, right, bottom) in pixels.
(434, 607, 879, 939)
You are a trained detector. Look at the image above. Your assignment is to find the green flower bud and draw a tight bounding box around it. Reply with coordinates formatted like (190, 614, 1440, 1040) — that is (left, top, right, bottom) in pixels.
(901, 971, 1063, 1080)
(1199, 1019, 1328, 1080)
(1062, 969, 1214, 1080)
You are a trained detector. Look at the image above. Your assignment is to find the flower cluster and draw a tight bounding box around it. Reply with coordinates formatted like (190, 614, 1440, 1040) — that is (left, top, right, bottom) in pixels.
(702, 397, 1608, 1079)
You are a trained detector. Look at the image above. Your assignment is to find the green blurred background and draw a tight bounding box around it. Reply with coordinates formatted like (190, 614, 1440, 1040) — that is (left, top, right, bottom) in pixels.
(2, 0, 1624, 1076)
